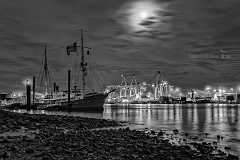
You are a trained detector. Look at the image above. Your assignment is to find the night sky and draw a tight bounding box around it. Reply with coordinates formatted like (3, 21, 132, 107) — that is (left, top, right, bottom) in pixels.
(1, 0, 240, 92)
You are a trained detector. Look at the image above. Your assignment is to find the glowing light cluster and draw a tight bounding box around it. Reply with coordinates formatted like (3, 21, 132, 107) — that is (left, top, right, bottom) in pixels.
(119, 0, 165, 32)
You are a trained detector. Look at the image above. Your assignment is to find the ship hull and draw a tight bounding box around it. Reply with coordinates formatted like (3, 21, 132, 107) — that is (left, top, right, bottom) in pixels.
(43, 93, 108, 112)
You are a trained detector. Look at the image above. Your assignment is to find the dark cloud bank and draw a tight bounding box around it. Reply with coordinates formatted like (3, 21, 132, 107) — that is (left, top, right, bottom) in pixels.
(1, 0, 240, 92)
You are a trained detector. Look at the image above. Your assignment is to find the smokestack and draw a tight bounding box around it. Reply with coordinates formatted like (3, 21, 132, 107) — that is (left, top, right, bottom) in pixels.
(32, 76, 35, 106)
(68, 70, 71, 104)
(26, 80, 31, 111)
(53, 82, 56, 93)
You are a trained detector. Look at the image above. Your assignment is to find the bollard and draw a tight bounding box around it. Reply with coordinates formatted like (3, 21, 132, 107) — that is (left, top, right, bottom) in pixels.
(53, 82, 56, 93)
(56, 86, 59, 92)
(68, 70, 71, 104)
(32, 76, 35, 106)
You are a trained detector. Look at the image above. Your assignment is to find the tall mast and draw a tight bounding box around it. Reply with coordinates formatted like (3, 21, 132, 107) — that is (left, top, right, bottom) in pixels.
(39, 44, 51, 95)
(66, 29, 91, 97)
(81, 29, 86, 96)
(44, 45, 49, 94)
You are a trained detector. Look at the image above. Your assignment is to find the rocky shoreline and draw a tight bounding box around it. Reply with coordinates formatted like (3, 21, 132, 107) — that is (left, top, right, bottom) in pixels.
(0, 110, 238, 160)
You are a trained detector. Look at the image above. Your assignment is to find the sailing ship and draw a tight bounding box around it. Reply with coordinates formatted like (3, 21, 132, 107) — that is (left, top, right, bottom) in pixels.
(35, 30, 111, 112)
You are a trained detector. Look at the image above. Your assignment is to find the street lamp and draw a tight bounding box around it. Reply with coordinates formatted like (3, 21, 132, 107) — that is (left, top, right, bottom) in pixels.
(23, 79, 32, 86)
(24, 79, 32, 111)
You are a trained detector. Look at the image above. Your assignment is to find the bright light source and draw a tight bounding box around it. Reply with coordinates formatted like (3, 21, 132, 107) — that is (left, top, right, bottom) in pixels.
(140, 11, 148, 19)
(175, 87, 180, 92)
(205, 86, 211, 91)
(162, 81, 168, 85)
(23, 79, 32, 86)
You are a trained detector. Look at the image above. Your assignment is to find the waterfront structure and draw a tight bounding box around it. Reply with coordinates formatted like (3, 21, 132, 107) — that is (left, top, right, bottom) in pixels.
(105, 75, 240, 104)
(106, 72, 174, 104)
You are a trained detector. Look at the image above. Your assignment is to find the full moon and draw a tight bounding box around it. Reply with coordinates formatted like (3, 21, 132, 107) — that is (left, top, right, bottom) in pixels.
(140, 11, 148, 20)
(120, 0, 164, 32)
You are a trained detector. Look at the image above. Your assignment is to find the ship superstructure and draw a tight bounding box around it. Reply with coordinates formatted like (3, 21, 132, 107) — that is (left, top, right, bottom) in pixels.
(36, 29, 109, 111)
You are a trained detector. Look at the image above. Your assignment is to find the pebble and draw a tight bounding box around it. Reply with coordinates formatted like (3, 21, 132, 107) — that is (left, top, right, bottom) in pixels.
(227, 154, 239, 160)
(0, 110, 238, 160)
(0, 151, 10, 159)
(173, 129, 179, 134)
(150, 130, 155, 135)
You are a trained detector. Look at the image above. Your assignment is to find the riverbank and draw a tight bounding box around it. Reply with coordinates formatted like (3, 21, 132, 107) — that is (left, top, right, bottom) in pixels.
(0, 110, 238, 160)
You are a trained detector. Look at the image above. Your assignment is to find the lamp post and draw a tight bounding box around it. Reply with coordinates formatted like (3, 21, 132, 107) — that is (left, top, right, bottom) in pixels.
(25, 79, 31, 111)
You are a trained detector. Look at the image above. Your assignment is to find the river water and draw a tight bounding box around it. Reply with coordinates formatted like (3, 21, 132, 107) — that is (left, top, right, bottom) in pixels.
(12, 104, 240, 156)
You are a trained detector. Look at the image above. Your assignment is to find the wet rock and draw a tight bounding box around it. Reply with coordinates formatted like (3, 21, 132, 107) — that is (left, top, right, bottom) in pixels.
(150, 130, 155, 135)
(157, 131, 164, 137)
(212, 141, 218, 146)
(0, 110, 238, 160)
(23, 135, 35, 142)
(184, 132, 189, 137)
(25, 148, 34, 154)
(227, 154, 239, 160)
(173, 129, 179, 134)
(191, 136, 199, 140)
(0, 151, 10, 159)
(224, 146, 231, 151)
(10, 145, 18, 152)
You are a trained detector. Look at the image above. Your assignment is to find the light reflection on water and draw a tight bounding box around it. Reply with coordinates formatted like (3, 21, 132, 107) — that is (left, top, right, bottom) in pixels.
(104, 104, 240, 156)
(12, 104, 240, 156)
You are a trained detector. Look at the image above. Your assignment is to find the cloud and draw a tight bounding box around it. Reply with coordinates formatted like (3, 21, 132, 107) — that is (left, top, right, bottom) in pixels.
(0, 0, 240, 91)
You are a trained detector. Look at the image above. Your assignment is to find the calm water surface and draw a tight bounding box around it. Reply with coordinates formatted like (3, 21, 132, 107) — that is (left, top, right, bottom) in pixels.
(13, 104, 240, 156)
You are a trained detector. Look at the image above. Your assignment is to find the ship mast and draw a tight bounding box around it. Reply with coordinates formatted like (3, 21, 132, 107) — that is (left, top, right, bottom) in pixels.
(66, 29, 91, 97)
(39, 45, 51, 95)
(81, 29, 87, 96)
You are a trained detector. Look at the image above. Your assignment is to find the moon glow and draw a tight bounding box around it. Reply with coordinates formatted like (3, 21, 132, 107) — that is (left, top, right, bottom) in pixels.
(120, 0, 165, 32)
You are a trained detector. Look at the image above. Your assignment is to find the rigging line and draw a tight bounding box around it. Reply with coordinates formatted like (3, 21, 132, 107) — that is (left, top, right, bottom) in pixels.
(39, 51, 46, 88)
(95, 74, 101, 91)
(38, 45, 52, 94)
(77, 50, 82, 87)
(87, 53, 95, 86)
(90, 62, 104, 91)
(46, 70, 52, 88)
(91, 67, 102, 91)
(73, 56, 78, 86)
(38, 50, 45, 86)
(86, 57, 93, 91)
(96, 70, 105, 90)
